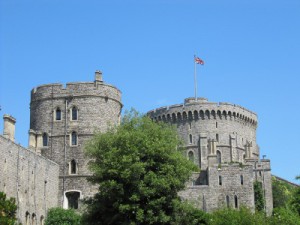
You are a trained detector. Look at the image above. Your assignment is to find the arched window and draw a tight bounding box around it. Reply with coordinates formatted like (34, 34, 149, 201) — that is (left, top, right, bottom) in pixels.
(66, 191, 80, 209)
(25, 212, 30, 225)
(219, 175, 222, 185)
(55, 108, 61, 121)
(188, 151, 194, 162)
(40, 216, 44, 225)
(71, 106, 78, 121)
(240, 175, 244, 185)
(234, 195, 238, 208)
(217, 151, 221, 164)
(71, 132, 77, 146)
(42, 133, 48, 147)
(32, 213, 37, 225)
(70, 131, 78, 146)
(226, 195, 230, 208)
(189, 134, 193, 144)
(70, 160, 77, 174)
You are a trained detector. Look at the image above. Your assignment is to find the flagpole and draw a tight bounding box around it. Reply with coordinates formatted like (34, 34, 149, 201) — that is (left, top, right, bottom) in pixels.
(194, 55, 198, 101)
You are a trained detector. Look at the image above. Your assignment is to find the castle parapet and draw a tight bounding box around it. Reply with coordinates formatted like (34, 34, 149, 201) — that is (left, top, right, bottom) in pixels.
(31, 71, 122, 105)
(148, 97, 257, 127)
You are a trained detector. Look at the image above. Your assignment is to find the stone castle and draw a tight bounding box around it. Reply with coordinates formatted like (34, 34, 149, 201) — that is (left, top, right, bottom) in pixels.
(0, 71, 272, 224)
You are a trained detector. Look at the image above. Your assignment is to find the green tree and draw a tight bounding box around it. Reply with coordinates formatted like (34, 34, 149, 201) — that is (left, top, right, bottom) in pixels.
(290, 175, 300, 215)
(254, 181, 265, 212)
(82, 110, 197, 225)
(272, 177, 295, 209)
(45, 207, 81, 225)
(0, 192, 18, 225)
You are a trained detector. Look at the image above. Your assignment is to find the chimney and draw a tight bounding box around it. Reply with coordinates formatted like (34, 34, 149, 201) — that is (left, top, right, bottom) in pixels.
(3, 114, 16, 142)
(94, 70, 103, 83)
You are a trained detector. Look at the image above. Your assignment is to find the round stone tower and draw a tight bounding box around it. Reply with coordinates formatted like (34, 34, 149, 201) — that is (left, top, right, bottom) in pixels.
(29, 71, 122, 209)
(147, 97, 258, 169)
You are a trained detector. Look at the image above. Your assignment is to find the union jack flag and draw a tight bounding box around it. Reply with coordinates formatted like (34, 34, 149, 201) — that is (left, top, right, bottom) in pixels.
(194, 56, 204, 65)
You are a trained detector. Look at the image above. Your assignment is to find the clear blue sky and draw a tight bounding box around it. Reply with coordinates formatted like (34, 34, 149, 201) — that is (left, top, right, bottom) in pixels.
(0, 0, 299, 183)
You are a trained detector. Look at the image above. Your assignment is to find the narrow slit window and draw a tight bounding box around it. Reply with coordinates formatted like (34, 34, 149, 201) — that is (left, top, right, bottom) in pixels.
(234, 195, 238, 208)
(71, 107, 78, 121)
(226, 195, 230, 208)
(219, 175, 222, 185)
(189, 134, 193, 144)
(71, 132, 77, 146)
(240, 175, 244, 185)
(56, 108, 61, 121)
(70, 160, 77, 174)
(42, 133, 48, 147)
(217, 151, 221, 164)
(216, 133, 219, 142)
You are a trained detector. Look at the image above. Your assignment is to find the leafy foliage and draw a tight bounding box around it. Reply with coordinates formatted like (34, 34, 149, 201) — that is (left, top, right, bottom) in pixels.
(82, 110, 197, 225)
(45, 207, 81, 225)
(270, 206, 300, 225)
(272, 177, 295, 209)
(171, 200, 209, 225)
(0, 192, 18, 225)
(290, 176, 300, 215)
(209, 207, 266, 225)
(254, 181, 265, 212)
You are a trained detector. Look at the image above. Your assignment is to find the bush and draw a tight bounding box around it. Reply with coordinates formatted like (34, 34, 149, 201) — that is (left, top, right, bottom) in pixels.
(171, 199, 209, 225)
(45, 207, 81, 225)
(271, 207, 300, 225)
(209, 207, 267, 225)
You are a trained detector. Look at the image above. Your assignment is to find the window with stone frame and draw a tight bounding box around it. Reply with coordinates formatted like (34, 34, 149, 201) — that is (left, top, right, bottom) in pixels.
(226, 195, 230, 207)
(240, 175, 244, 185)
(55, 108, 61, 121)
(25, 212, 30, 225)
(217, 150, 221, 164)
(70, 159, 77, 175)
(71, 106, 78, 121)
(42, 133, 48, 147)
(219, 175, 222, 185)
(234, 195, 238, 208)
(71, 131, 77, 146)
(189, 134, 193, 144)
(40, 216, 44, 225)
(66, 191, 80, 209)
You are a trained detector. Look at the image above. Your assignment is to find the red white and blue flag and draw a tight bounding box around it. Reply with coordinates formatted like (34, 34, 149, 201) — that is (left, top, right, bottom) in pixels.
(194, 56, 204, 65)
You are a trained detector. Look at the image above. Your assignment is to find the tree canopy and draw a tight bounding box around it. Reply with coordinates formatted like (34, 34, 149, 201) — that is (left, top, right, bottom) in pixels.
(82, 110, 197, 225)
(0, 192, 18, 225)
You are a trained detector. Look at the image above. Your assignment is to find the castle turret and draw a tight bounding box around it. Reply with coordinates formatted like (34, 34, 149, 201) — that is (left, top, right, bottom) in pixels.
(3, 114, 16, 142)
(29, 70, 122, 209)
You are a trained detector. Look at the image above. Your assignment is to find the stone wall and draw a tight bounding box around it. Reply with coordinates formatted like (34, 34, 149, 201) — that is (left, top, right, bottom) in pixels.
(29, 72, 122, 208)
(0, 135, 59, 225)
(179, 164, 255, 212)
(148, 97, 273, 215)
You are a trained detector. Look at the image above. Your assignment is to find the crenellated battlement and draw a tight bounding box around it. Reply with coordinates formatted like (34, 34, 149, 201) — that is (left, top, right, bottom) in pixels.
(31, 75, 122, 104)
(148, 97, 257, 127)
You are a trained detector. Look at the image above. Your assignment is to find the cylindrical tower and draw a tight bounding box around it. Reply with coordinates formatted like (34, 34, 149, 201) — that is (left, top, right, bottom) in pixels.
(29, 71, 122, 208)
(148, 97, 258, 169)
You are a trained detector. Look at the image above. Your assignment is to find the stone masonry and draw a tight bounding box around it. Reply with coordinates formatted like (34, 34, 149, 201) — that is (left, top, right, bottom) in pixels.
(29, 71, 122, 209)
(0, 115, 59, 225)
(148, 97, 273, 215)
(0, 71, 274, 224)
